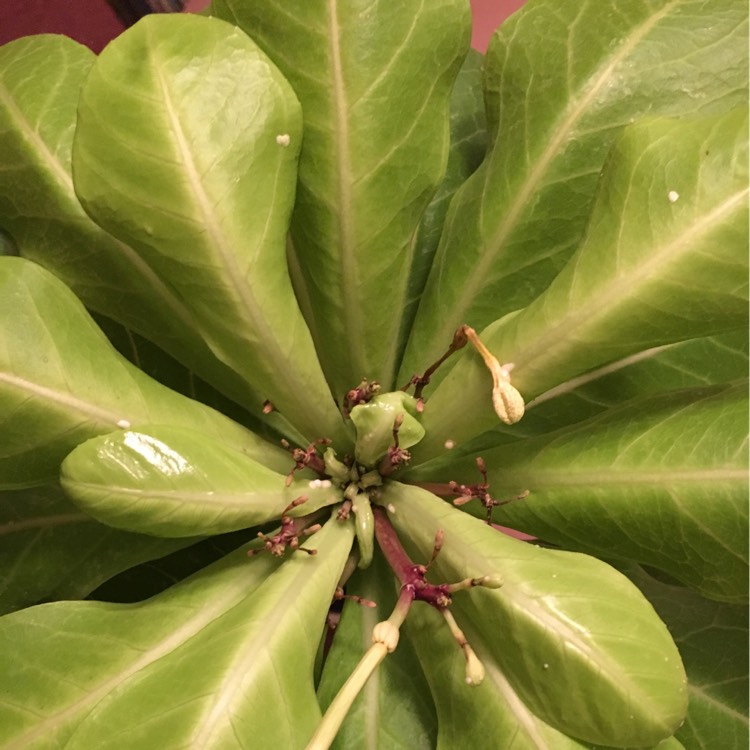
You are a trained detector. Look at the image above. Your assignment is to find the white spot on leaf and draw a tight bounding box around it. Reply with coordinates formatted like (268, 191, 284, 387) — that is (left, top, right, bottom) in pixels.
(276, 133, 291, 147)
(308, 478, 332, 489)
(668, 190, 680, 203)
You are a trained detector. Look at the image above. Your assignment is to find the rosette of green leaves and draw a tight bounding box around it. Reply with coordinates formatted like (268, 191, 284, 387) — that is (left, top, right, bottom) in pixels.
(0, 0, 746, 748)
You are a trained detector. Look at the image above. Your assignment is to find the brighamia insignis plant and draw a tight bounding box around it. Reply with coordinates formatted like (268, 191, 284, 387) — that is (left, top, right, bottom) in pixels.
(0, 0, 747, 748)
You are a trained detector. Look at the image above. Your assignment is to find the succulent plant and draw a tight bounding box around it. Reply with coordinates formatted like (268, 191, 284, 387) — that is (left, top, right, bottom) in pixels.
(0, 1, 746, 748)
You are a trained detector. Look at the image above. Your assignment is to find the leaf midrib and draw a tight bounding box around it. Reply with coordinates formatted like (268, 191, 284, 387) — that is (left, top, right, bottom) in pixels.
(687, 683, 749, 724)
(153, 65, 275, 347)
(188, 532, 338, 748)
(453, 550, 669, 735)
(326, 0, 366, 378)
(0, 77, 209, 341)
(152, 57, 331, 437)
(0, 513, 90, 536)
(64, 480, 285, 509)
(0, 576, 256, 749)
(0, 372, 124, 429)
(389, 485, 670, 730)
(0, 80, 73, 192)
(526, 344, 675, 409)
(498, 468, 747, 488)
(465, 624, 554, 749)
(429, 0, 680, 348)
(512, 187, 749, 377)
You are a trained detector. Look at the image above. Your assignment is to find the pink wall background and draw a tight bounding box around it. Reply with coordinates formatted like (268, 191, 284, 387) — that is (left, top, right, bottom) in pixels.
(470, 0, 527, 51)
(0, 1, 123, 52)
(0, 1, 526, 54)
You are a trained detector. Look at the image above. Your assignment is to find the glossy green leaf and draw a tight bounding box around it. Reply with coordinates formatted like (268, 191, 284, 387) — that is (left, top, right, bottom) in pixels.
(351, 392, 425, 468)
(0, 515, 354, 750)
(462, 382, 747, 603)
(0, 483, 192, 615)
(379, 482, 688, 747)
(0, 257, 289, 487)
(0, 35, 275, 421)
(628, 567, 749, 750)
(61, 425, 343, 537)
(72, 14, 348, 445)
(405, 603, 589, 749)
(403, 48, 487, 335)
(414, 108, 749, 458)
(0, 2, 744, 746)
(406, 604, 684, 749)
(407, 331, 749, 474)
(92, 314, 308, 445)
(400, 0, 748, 379)
(506, 331, 749, 446)
(213, 0, 471, 395)
(317, 554, 436, 750)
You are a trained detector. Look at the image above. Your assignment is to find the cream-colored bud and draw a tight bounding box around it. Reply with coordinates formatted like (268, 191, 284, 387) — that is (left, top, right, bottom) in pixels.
(462, 326, 525, 425)
(492, 379, 525, 425)
(464, 646, 485, 686)
(479, 574, 503, 589)
(372, 621, 400, 653)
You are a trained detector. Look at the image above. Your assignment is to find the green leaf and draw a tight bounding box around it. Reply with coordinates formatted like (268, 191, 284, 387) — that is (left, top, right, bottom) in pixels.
(403, 48, 487, 335)
(317, 554, 437, 750)
(407, 605, 684, 749)
(0, 257, 289, 487)
(213, 0, 472, 394)
(400, 0, 748, 380)
(0, 515, 354, 750)
(405, 603, 591, 749)
(379, 482, 688, 747)
(87, 530, 258, 604)
(61, 425, 343, 537)
(628, 567, 749, 750)
(414, 108, 749, 458)
(470, 382, 748, 603)
(506, 331, 749, 445)
(406, 331, 749, 474)
(92, 314, 307, 445)
(0, 34, 273, 422)
(0, 483, 192, 615)
(72, 14, 348, 445)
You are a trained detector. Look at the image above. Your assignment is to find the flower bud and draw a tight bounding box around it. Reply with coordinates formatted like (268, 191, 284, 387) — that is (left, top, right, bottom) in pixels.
(464, 646, 485, 686)
(492, 376, 525, 425)
(372, 621, 400, 653)
(478, 573, 504, 589)
(462, 326, 525, 425)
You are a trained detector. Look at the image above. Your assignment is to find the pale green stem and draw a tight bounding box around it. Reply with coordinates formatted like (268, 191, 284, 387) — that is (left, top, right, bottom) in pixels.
(305, 590, 412, 750)
(305, 642, 389, 750)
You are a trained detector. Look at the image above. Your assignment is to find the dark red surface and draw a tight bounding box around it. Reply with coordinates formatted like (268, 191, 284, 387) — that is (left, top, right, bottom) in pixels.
(0, 0, 525, 54)
(0, 0, 124, 53)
